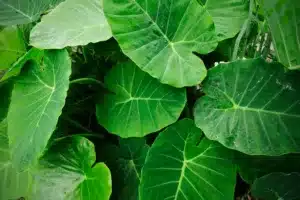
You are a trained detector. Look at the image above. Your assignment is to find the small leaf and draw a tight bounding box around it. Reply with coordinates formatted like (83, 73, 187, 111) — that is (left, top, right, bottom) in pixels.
(258, 0, 300, 69)
(194, 58, 300, 155)
(139, 119, 236, 200)
(199, 0, 249, 41)
(30, 136, 112, 200)
(0, 119, 32, 200)
(96, 61, 186, 138)
(0, 0, 64, 25)
(103, 0, 218, 87)
(30, 0, 112, 49)
(8, 49, 71, 171)
(251, 172, 300, 200)
(1, 48, 44, 82)
(0, 26, 26, 71)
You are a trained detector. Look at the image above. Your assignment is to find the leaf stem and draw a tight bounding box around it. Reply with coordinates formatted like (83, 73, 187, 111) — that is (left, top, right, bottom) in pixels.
(54, 133, 104, 142)
(70, 77, 105, 87)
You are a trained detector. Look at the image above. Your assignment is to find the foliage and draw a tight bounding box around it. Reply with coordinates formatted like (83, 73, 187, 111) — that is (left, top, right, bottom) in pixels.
(0, 0, 299, 199)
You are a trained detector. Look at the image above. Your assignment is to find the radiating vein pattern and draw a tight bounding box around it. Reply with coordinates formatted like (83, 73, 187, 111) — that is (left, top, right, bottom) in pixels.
(30, 136, 112, 200)
(0, 120, 32, 200)
(96, 62, 186, 138)
(30, 0, 112, 49)
(194, 58, 300, 155)
(0, 0, 63, 25)
(259, 0, 300, 68)
(7, 49, 71, 171)
(103, 0, 218, 87)
(139, 119, 236, 200)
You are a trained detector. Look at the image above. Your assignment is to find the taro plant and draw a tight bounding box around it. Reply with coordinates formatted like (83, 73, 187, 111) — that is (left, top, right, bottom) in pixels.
(0, 0, 300, 199)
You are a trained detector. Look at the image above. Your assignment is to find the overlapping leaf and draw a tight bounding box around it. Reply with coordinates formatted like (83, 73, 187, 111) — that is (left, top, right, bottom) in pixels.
(8, 49, 71, 171)
(198, 0, 249, 41)
(0, 0, 63, 25)
(30, 136, 112, 200)
(252, 172, 300, 200)
(30, 0, 112, 49)
(139, 119, 236, 200)
(0, 26, 26, 71)
(104, 0, 218, 87)
(194, 58, 300, 155)
(96, 62, 186, 138)
(258, 0, 300, 69)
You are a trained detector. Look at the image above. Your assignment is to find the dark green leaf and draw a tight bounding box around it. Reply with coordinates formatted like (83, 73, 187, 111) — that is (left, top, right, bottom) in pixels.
(194, 58, 300, 155)
(96, 61, 186, 138)
(258, 0, 300, 69)
(139, 119, 236, 200)
(8, 49, 71, 171)
(252, 172, 300, 200)
(30, 0, 112, 49)
(30, 136, 112, 200)
(104, 0, 218, 87)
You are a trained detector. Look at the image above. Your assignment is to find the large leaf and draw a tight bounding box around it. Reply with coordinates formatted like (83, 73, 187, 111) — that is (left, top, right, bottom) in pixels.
(235, 152, 300, 183)
(139, 119, 236, 200)
(103, 0, 218, 87)
(198, 0, 249, 41)
(251, 172, 300, 200)
(7, 49, 71, 171)
(1, 48, 44, 81)
(258, 0, 300, 69)
(96, 62, 186, 138)
(0, 0, 63, 25)
(30, 0, 112, 49)
(0, 26, 26, 70)
(194, 58, 300, 155)
(0, 119, 32, 200)
(30, 136, 112, 200)
(103, 138, 149, 200)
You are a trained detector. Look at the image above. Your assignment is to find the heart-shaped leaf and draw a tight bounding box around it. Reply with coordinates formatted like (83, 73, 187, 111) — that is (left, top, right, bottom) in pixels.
(103, 0, 218, 87)
(96, 61, 186, 138)
(8, 49, 71, 171)
(139, 119, 236, 200)
(194, 58, 300, 155)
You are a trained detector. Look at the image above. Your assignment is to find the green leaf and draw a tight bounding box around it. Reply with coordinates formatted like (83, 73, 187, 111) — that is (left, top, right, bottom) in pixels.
(0, 0, 64, 25)
(30, 136, 112, 200)
(235, 152, 300, 183)
(7, 49, 71, 171)
(139, 119, 236, 200)
(0, 26, 26, 71)
(1, 48, 44, 82)
(104, 138, 149, 200)
(96, 61, 186, 138)
(0, 119, 32, 200)
(199, 0, 249, 41)
(194, 58, 300, 155)
(258, 0, 300, 69)
(251, 172, 300, 200)
(103, 0, 218, 87)
(30, 0, 112, 49)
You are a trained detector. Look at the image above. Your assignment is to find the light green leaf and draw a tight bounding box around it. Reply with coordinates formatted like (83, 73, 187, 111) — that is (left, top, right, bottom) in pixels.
(104, 138, 149, 200)
(7, 49, 71, 171)
(139, 119, 236, 200)
(96, 62, 186, 138)
(199, 0, 249, 41)
(0, 26, 26, 71)
(103, 0, 218, 87)
(252, 172, 300, 200)
(30, 0, 112, 49)
(194, 58, 300, 155)
(0, 0, 64, 25)
(258, 0, 300, 69)
(0, 119, 32, 200)
(1, 48, 44, 82)
(30, 136, 112, 200)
